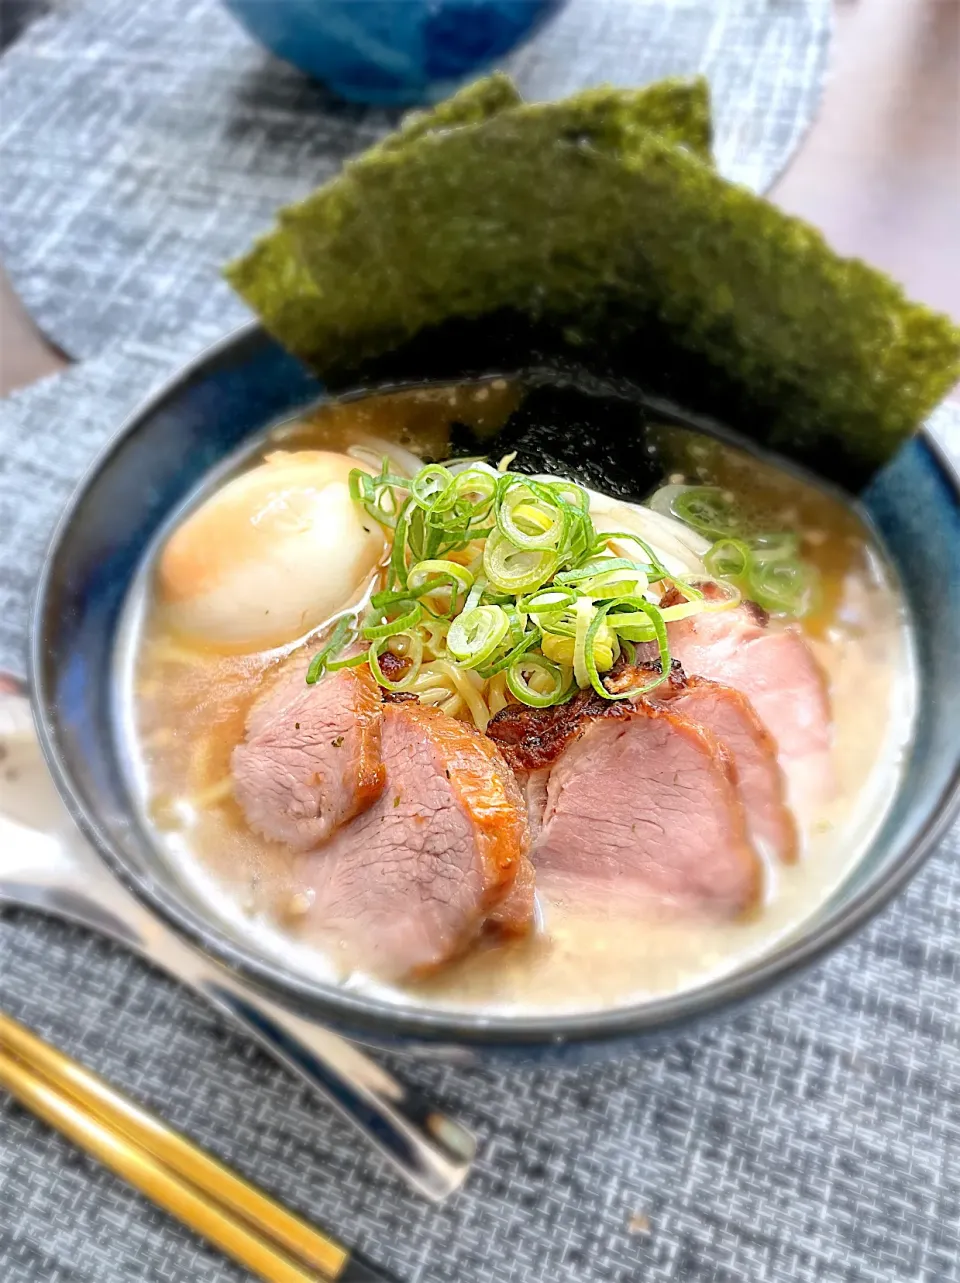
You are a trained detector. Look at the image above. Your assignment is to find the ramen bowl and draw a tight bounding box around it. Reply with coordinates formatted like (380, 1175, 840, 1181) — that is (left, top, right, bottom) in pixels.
(29, 324, 960, 1061)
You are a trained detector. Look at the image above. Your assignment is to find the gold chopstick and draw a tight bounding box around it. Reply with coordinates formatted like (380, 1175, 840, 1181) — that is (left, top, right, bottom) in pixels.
(0, 1045, 328, 1282)
(0, 1010, 387, 1283)
(0, 1009, 346, 1277)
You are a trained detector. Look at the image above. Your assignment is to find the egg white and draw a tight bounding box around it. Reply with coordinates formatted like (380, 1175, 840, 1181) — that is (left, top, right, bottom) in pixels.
(157, 450, 385, 651)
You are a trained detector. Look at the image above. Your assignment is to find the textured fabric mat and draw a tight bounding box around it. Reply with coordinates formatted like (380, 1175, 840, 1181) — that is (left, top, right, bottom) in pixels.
(0, 0, 831, 362)
(1, 350, 959, 1283)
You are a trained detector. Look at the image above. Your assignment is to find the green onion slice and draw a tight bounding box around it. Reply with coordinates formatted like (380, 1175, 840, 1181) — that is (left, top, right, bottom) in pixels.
(406, 559, 474, 615)
(519, 586, 579, 615)
(506, 654, 568, 707)
(476, 626, 542, 679)
(370, 585, 433, 609)
(502, 603, 527, 647)
(410, 464, 453, 511)
(683, 576, 742, 612)
(325, 653, 368, 672)
(556, 558, 649, 584)
(497, 479, 567, 550)
(747, 559, 819, 617)
(572, 563, 650, 599)
(462, 575, 487, 615)
(446, 605, 511, 670)
(588, 597, 670, 699)
(368, 633, 422, 691)
(482, 529, 558, 594)
(550, 479, 590, 512)
(447, 467, 498, 519)
(704, 537, 751, 580)
(348, 467, 407, 531)
(387, 499, 413, 588)
(749, 531, 802, 563)
(306, 614, 358, 685)
(670, 486, 741, 539)
(572, 597, 595, 690)
(592, 530, 677, 586)
(361, 600, 422, 639)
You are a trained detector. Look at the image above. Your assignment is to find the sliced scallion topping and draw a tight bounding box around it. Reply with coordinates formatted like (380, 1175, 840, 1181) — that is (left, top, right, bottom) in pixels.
(476, 625, 542, 679)
(704, 537, 751, 580)
(505, 654, 568, 707)
(482, 529, 558, 594)
(702, 532, 813, 617)
(669, 486, 741, 539)
(663, 489, 817, 620)
(311, 457, 772, 718)
(684, 575, 742, 612)
(410, 464, 453, 510)
(369, 633, 422, 691)
(406, 559, 475, 616)
(361, 601, 423, 639)
(497, 478, 568, 551)
(749, 531, 802, 563)
(447, 605, 511, 670)
(519, 586, 579, 614)
(306, 614, 358, 685)
(748, 558, 819, 617)
(588, 597, 670, 699)
(325, 652, 368, 672)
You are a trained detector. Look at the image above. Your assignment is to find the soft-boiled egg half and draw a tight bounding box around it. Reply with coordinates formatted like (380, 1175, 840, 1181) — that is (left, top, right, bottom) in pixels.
(157, 451, 385, 651)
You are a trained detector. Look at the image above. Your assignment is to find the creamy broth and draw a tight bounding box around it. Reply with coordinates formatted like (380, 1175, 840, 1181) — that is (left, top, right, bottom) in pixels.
(118, 379, 916, 1016)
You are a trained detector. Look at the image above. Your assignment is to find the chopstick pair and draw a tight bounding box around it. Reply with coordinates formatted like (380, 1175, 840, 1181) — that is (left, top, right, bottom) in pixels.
(0, 1009, 395, 1283)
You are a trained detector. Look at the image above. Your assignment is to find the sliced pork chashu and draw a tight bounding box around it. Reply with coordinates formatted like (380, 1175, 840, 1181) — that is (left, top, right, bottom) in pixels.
(607, 662, 799, 864)
(297, 699, 533, 978)
(233, 660, 385, 851)
(661, 591, 832, 814)
(489, 696, 763, 915)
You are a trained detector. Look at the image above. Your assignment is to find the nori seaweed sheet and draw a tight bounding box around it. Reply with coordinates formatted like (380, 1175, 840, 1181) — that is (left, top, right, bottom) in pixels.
(369, 74, 713, 169)
(376, 71, 522, 150)
(225, 75, 960, 488)
(288, 122, 960, 486)
(224, 75, 525, 356)
(458, 381, 663, 502)
(225, 75, 713, 376)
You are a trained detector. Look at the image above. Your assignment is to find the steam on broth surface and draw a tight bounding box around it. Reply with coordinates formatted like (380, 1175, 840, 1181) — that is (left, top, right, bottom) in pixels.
(118, 377, 916, 1016)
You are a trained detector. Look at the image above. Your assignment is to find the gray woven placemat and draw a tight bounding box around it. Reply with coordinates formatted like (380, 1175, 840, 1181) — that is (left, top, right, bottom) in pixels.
(7, 5, 957, 1283)
(0, 0, 832, 362)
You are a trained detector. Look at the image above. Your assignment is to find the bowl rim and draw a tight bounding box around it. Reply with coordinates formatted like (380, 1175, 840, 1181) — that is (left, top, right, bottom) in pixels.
(29, 322, 960, 1048)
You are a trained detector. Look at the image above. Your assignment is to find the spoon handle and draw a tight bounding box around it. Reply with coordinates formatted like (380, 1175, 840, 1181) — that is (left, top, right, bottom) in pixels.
(0, 679, 474, 1201)
(125, 892, 476, 1202)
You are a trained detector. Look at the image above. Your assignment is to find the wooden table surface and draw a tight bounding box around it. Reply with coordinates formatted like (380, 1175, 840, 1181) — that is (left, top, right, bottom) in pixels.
(1, 0, 957, 399)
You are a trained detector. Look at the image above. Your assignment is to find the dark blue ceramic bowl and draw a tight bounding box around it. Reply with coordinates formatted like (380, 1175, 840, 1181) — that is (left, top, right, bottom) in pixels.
(222, 0, 567, 105)
(30, 325, 960, 1060)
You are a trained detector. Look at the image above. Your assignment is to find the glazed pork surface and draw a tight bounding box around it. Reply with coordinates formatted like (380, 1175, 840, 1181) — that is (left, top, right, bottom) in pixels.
(233, 663, 534, 977)
(489, 694, 763, 915)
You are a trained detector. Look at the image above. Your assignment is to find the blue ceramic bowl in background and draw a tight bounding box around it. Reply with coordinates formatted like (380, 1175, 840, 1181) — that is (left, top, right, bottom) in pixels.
(221, 0, 568, 105)
(29, 324, 960, 1061)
